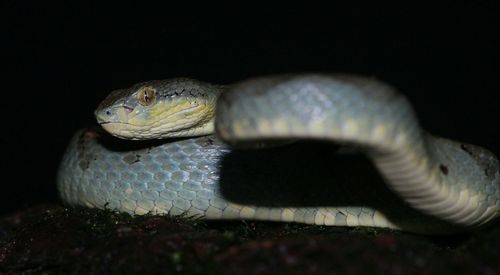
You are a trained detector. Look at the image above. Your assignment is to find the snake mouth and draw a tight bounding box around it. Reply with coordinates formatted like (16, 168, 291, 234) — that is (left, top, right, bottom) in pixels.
(97, 120, 132, 127)
(97, 122, 145, 139)
(97, 106, 201, 127)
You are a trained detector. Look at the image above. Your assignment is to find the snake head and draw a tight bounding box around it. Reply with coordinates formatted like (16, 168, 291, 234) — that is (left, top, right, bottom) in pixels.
(95, 78, 223, 140)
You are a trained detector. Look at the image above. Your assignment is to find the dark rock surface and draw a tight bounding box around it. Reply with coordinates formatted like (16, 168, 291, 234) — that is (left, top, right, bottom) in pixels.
(1, 204, 498, 275)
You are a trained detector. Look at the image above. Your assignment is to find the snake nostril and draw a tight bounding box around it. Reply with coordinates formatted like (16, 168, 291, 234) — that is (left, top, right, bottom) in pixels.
(106, 110, 111, 116)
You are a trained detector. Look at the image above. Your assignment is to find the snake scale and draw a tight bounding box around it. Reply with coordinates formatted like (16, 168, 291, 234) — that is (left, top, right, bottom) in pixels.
(57, 74, 500, 234)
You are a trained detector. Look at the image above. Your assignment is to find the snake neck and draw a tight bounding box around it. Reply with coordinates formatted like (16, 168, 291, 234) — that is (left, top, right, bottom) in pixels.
(159, 117, 216, 138)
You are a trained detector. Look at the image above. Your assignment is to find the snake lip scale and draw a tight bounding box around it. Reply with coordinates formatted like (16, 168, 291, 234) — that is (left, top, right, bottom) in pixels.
(57, 74, 500, 234)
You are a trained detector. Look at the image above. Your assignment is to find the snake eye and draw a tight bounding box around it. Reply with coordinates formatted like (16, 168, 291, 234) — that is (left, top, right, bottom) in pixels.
(137, 86, 156, 106)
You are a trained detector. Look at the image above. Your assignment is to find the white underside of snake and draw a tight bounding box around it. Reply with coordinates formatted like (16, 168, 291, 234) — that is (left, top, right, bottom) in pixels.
(57, 74, 500, 234)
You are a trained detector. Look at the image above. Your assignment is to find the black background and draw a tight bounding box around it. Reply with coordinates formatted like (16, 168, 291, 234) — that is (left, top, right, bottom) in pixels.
(2, 2, 499, 215)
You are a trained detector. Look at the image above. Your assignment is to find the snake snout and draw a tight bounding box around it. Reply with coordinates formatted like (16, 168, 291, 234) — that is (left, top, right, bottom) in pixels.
(95, 106, 125, 124)
(95, 108, 113, 124)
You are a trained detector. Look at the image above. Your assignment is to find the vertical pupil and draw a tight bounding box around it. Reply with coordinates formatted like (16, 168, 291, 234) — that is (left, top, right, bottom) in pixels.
(144, 91, 149, 102)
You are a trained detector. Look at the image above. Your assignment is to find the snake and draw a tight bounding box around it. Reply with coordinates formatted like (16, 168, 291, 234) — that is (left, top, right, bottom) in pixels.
(57, 74, 500, 234)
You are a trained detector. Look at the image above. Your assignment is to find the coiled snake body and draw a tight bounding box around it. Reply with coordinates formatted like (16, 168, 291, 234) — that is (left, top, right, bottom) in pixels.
(57, 75, 500, 234)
